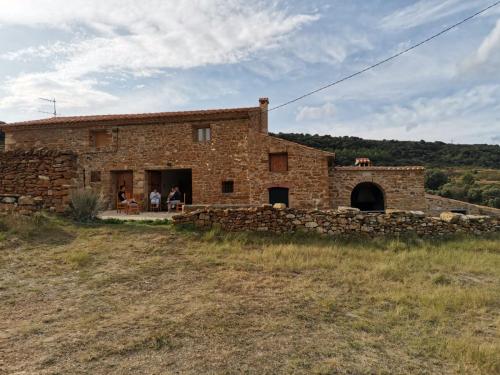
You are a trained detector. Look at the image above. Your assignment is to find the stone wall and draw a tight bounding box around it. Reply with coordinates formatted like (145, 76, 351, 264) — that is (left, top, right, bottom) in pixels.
(0, 149, 78, 214)
(426, 194, 500, 217)
(330, 167, 426, 211)
(173, 206, 499, 237)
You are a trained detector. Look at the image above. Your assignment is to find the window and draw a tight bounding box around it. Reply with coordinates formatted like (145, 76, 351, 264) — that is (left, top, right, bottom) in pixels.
(269, 153, 288, 172)
(90, 130, 112, 148)
(90, 171, 101, 183)
(0, 131, 4, 152)
(194, 126, 211, 142)
(222, 180, 234, 194)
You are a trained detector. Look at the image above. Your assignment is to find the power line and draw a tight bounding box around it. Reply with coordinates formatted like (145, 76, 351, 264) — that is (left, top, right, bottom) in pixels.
(269, 1, 500, 112)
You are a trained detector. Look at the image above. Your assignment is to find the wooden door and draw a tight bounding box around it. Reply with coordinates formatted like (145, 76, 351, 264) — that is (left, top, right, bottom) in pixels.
(269, 153, 288, 172)
(149, 171, 161, 193)
(116, 171, 133, 198)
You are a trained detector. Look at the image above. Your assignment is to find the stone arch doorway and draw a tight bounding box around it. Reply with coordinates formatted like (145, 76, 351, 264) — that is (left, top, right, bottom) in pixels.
(350, 182, 385, 212)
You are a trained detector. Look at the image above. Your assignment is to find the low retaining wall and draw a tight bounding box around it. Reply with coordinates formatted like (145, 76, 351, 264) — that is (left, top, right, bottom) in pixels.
(0, 148, 78, 214)
(426, 194, 500, 217)
(172, 207, 499, 237)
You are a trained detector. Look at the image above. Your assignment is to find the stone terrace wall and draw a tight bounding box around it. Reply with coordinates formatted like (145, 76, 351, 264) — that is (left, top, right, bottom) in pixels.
(0, 149, 78, 214)
(426, 194, 500, 217)
(173, 207, 499, 237)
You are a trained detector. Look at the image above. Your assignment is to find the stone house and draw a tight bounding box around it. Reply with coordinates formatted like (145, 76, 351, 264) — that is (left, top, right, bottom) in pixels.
(0, 98, 426, 212)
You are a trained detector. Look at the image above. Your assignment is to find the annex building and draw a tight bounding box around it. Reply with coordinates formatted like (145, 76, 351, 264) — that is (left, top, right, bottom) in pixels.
(0, 98, 426, 212)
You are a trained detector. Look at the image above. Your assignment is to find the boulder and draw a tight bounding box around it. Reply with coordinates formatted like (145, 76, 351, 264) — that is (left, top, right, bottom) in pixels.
(1, 197, 17, 204)
(272, 203, 287, 210)
(337, 206, 360, 213)
(18, 196, 35, 206)
(440, 211, 463, 224)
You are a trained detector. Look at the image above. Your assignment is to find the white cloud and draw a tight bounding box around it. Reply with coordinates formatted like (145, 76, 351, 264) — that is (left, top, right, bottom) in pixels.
(380, 0, 482, 30)
(0, 0, 318, 112)
(296, 102, 336, 121)
(462, 19, 500, 72)
(370, 85, 499, 130)
(285, 85, 500, 144)
(0, 72, 118, 114)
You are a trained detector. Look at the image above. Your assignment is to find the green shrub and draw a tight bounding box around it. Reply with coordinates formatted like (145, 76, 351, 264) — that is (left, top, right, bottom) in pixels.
(425, 169, 449, 190)
(69, 189, 104, 222)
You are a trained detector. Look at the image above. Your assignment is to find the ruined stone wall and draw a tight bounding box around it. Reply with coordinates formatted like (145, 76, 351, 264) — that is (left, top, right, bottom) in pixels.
(425, 194, 500, 217)
(329, 167, 426, 211)
(173, 207, 499, 237)
(0, 149, 78, 214)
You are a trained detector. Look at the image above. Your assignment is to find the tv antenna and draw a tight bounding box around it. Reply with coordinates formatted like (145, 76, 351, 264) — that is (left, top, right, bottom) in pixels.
(38, 97, 57, 117)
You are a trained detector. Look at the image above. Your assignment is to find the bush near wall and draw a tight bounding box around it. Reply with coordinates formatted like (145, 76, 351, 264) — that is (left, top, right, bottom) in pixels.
(173, 206, 499, 237)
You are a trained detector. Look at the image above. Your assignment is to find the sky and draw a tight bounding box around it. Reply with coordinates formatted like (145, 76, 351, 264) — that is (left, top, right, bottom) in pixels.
(0, 0, 499, 145)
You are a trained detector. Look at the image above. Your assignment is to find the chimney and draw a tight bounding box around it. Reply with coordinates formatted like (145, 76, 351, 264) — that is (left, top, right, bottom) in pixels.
(259, 97, 269, 134)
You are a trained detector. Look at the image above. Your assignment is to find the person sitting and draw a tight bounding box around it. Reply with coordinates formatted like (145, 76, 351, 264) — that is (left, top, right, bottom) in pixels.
(118, 185, 137, 206)
(149, 189, 161, 210)
(168, 187, 182, 211)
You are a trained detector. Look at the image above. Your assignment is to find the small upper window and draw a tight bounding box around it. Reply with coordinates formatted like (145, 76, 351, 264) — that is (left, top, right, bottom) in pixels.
(222, 180, 234, 194)
(90, 171, 102, 183)
(269, 153, 288, 172)
(91, 130, 112, 149)
(195, 126, 211, 142)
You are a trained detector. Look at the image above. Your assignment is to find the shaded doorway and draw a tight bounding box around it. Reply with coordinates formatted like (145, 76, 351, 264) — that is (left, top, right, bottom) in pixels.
(269, 187, 289, 207)
(350, 182, 384, 212)
(111, 171, 133, 208)
(146, 169, 192, 209)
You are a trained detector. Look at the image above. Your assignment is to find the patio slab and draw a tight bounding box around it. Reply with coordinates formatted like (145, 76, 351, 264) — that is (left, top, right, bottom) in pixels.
(98, 210, 176, 222)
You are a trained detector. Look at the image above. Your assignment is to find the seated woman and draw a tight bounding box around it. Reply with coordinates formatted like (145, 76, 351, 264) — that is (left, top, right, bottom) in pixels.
(118, 186, 137, 206)
(149, 189, 161, 209)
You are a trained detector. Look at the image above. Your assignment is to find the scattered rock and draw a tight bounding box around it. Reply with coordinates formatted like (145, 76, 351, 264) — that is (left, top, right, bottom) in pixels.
(338, 206, 360, 213)
(440, 211, 463, 224)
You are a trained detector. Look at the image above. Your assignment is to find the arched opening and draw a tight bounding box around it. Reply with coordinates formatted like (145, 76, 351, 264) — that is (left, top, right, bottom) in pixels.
(269, 187, 289, 207)
(350, 182, 385, 212)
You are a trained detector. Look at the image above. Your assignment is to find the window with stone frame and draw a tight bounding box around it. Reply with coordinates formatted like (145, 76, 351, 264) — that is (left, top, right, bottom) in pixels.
(193, 125, 211, 143)
(90, 170, 102, 183)
(222, 180, 234, 194)
(269, 152, 288, 172)
(90, 130, 112, 149)
(0, 131, 5, 152)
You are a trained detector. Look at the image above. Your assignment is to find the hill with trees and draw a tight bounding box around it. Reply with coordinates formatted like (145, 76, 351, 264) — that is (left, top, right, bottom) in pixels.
(275, 133, 500, 208)
(274, 133, 500, 168)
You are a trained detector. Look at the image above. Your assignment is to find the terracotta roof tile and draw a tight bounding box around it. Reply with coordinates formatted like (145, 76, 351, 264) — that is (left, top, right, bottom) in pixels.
(1, 106, 259, 128)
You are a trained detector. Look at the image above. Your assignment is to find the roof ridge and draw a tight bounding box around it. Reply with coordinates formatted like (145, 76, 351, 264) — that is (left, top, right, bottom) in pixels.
(2, 106, 260, 127)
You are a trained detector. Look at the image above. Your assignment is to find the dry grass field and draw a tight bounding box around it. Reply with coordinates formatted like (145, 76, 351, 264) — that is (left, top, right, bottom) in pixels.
(0, 214, 499, 374)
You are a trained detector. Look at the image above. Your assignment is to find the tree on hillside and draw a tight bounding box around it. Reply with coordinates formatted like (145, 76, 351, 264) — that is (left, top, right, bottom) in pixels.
(425, 169, 449, 190)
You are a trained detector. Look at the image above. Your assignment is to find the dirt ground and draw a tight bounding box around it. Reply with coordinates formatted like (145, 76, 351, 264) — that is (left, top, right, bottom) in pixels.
(0, 216, 499, 374)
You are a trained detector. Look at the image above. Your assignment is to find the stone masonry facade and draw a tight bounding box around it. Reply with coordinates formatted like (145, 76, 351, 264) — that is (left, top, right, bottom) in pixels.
(0, 149, 78, 214)
(330, 167, 426, 211)
(0, 98, 426, 212)
(173, 206, 499, 237)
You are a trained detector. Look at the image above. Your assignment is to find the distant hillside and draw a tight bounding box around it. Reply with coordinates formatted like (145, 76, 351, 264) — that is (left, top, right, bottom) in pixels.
(275, 133, 500, 168)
